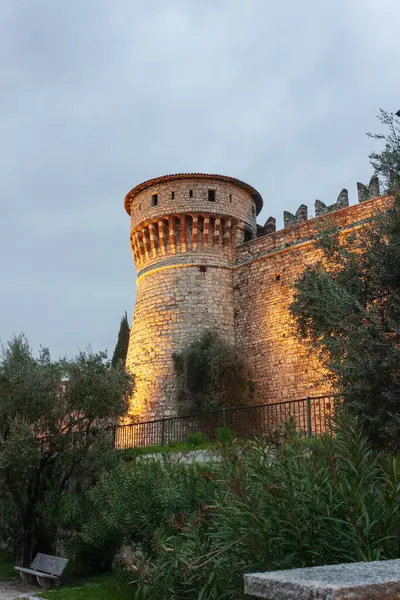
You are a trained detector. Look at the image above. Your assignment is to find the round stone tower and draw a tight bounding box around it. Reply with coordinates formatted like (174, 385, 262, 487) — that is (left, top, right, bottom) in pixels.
(124, 173, 263, 421)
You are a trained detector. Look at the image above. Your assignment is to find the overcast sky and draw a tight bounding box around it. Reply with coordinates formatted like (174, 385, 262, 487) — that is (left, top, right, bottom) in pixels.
(1, 0, 399, 359)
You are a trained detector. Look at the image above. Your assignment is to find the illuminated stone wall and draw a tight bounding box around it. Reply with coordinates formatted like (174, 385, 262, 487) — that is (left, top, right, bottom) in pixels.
(234, 193, 394, 404)
(124, 174, 260, 421)
(124, 171, 393, 422)
(127, 265, 235, 420)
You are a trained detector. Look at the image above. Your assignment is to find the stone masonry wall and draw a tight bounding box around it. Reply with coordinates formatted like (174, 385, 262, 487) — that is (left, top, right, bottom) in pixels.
(126, 264, 235, 421)
(129, 177, 258, 235)
(124, 169, 393, 424)
(233, 195, 394, 404)
(125, 175, 259, 422)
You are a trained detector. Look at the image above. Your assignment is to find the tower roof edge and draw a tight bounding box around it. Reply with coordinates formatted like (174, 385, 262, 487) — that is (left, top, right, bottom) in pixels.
(124, 173, 263, 215)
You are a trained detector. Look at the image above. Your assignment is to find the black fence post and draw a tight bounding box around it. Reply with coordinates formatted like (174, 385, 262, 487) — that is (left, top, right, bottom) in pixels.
(306, 397, 313, 438)
(161, 418, 166, 446)
(112, 426, 117, 449)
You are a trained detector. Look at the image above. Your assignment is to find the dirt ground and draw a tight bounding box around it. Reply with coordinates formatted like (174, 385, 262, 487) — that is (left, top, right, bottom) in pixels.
(0, 578, 41, 600)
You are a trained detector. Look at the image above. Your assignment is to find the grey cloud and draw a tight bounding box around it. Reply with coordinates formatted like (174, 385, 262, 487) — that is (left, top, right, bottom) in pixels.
(1, 0, 399, 357)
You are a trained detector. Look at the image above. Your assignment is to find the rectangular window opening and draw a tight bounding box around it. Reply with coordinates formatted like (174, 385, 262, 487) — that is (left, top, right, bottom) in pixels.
(244, 227, 253, 242)
(229, 194, 232, 203)
(189, 189, 193, 198)
(208, 189, 216, 202)
(151, 194, 158, 207)
(171, 191, 175, 200)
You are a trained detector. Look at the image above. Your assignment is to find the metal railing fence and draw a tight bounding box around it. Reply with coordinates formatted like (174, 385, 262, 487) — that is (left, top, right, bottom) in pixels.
(111, 395, 336, 450)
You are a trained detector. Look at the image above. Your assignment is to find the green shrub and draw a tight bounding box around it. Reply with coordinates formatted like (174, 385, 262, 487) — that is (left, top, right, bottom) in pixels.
(216, 426, 236, 445)
(51, 484, 122, 574)
(127, 417, 400, 599)
(172, 329, 254, 415)
(55, 415, 400, 599)
(79, 458, 219, 557)
(167, 440, 179, 449)
(185, 432, 208, 447)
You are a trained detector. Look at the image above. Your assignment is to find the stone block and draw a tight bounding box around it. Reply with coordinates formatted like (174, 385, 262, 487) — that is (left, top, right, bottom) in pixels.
(244, 559, 400, 599)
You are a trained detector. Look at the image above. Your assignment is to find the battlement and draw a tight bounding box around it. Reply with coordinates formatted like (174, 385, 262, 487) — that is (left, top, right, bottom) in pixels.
(237, 189, 392, 267)
(255, 175, 382, 239)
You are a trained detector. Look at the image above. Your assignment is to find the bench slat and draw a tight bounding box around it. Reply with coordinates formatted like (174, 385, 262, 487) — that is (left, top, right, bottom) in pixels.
(14, 567, 58, 579)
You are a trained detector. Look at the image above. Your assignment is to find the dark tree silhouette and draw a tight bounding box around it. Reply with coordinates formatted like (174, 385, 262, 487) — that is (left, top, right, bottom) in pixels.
(111, 312, 130, 367)
(291, 111, 400, 450)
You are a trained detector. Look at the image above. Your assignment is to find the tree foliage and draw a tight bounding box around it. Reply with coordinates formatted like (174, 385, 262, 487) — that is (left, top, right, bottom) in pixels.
(290, 110, 400, 450)
(80, 419, 400, 599)
(172, 329, 254, 415)
(368, 109, 400, 194)
(111, 312, 130, 367)
(0, 334, 133, 564)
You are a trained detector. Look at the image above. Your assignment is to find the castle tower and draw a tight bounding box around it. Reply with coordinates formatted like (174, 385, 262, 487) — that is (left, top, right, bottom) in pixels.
(124, 173, 263, 421)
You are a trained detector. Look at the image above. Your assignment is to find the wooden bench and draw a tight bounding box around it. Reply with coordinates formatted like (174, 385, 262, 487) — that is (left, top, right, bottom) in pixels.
(15, 553, 68, 589)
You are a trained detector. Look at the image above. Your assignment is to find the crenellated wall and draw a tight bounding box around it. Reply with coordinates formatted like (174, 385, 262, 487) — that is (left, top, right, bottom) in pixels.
(257, 175, 382, 235)
(234, 186, 393, 405)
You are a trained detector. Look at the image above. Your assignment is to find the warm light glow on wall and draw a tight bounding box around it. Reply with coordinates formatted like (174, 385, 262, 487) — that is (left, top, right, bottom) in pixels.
(123, 171, 394, 425)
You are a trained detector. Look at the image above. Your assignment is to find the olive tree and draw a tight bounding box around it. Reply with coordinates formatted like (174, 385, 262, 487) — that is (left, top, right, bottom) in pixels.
(0, 334, 133, 564)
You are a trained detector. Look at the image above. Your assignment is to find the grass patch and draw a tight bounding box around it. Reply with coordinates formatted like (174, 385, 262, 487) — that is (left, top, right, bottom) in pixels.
(120, 439, 216, 459)
(40, 573, 132, 600)
(0, 552, 15, 579)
